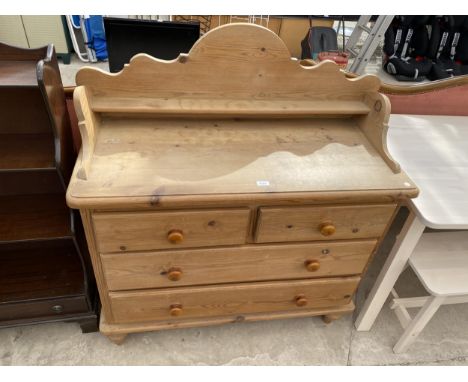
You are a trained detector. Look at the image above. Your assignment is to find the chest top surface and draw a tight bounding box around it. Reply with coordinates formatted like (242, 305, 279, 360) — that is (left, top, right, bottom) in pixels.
(67, 23, 418, 208)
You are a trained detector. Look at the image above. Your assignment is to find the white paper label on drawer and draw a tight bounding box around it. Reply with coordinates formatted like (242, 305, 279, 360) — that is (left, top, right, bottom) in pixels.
(256, 180, 270, 187)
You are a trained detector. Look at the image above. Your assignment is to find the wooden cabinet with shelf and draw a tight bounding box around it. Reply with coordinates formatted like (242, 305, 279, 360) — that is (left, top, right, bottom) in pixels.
(0, 42, 98, 331)
(67, 24, 418, 344)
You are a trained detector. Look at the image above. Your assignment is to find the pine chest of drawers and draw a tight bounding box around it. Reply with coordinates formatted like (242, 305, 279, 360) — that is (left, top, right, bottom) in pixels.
(66, 24, 418, 344)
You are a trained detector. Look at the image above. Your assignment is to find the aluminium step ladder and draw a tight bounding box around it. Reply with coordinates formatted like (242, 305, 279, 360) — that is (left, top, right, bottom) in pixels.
(65, 15, 97, 63)
(346, 15, 394, 74)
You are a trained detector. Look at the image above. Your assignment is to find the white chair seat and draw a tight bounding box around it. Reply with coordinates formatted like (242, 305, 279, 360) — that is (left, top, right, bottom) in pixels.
(409, 232, 468, 296)
(391, 231, 468, 353)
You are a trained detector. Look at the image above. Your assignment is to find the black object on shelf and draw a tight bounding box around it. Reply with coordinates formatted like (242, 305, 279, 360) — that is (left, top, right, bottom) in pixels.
(104, 17, 201, 73)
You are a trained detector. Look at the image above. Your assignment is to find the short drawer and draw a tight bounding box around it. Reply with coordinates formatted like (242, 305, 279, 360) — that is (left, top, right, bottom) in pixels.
(93, 208, 251, 253)
(255, 204, 396, 243)
(101, 240, 376, 291)
(108, 277, 360, 323)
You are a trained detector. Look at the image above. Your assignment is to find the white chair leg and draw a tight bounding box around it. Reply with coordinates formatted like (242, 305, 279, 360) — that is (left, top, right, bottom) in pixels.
(355, 211, 425, 331)
(393, 295, 445, 353)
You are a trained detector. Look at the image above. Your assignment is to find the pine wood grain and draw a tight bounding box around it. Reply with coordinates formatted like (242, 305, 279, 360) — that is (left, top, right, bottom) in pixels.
(80, 210, 115, 322)
(358, 92, 400, 172)
(65, 23, 419, 340)
(93, 208, 251, 253)
(67, 187, 416, 210)
(99, 301, 355, 338)
(101, 240, 376, 291)
(70, 24, 408, 187)
(76, 26, 380, 103)
(256, 204, 396, 243)
(73, 86, 100, 180)
(67, 118, 417, 201)
(108, 277, 359, 323)
(92, 97, 371, 117)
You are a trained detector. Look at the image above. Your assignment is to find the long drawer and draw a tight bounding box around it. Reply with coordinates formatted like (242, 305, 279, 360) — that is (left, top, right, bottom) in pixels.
(93, 208, 251, 253)
(255, 204, 396, 243)
(108, 277, 360, 323)
(0, 296, 89, 322)
(101, 240, 376, 291)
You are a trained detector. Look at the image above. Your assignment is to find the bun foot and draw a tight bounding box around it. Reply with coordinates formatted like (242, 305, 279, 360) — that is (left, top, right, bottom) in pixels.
(322, 314, 343, 324)
(106, 333, 127, 345)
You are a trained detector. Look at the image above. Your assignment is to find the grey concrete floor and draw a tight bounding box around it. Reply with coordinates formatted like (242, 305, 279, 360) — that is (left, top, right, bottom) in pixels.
(2, 208, 468, 365)
(3, 54, 465, 366)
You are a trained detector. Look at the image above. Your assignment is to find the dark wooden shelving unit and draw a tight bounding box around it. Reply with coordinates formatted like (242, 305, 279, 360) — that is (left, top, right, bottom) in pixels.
(0, 133, 56, 170)
(0, 240, 85, 301)
(0, 194, 72, 241)
(0, 42, 98, 332)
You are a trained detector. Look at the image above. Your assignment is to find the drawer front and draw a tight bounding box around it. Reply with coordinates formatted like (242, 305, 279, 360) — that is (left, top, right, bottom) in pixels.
(255, 204, 396, 243)
(93, 208, 251, 253)
(102, 240, 376, 291)
(0, 296, 89, 322)
(109, 277, 360, 323)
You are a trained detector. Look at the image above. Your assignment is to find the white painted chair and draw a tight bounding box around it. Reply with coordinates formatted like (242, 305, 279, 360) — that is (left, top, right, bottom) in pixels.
(390, 231, 468, 353)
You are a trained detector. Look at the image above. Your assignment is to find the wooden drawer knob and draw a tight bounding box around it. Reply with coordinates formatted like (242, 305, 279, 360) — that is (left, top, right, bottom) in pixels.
(319, 222, 336, 236)
(167, 267, 183, 281)
(167, 229, 184, 244)
(295, 294, 308, 307)
(305, 260, 320, 272)
(170, 304, 183, 316)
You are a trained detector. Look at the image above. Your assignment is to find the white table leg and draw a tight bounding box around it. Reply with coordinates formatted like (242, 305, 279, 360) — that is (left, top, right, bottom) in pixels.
(355, 210, 425, 331)
(393, 295, 445, 353)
